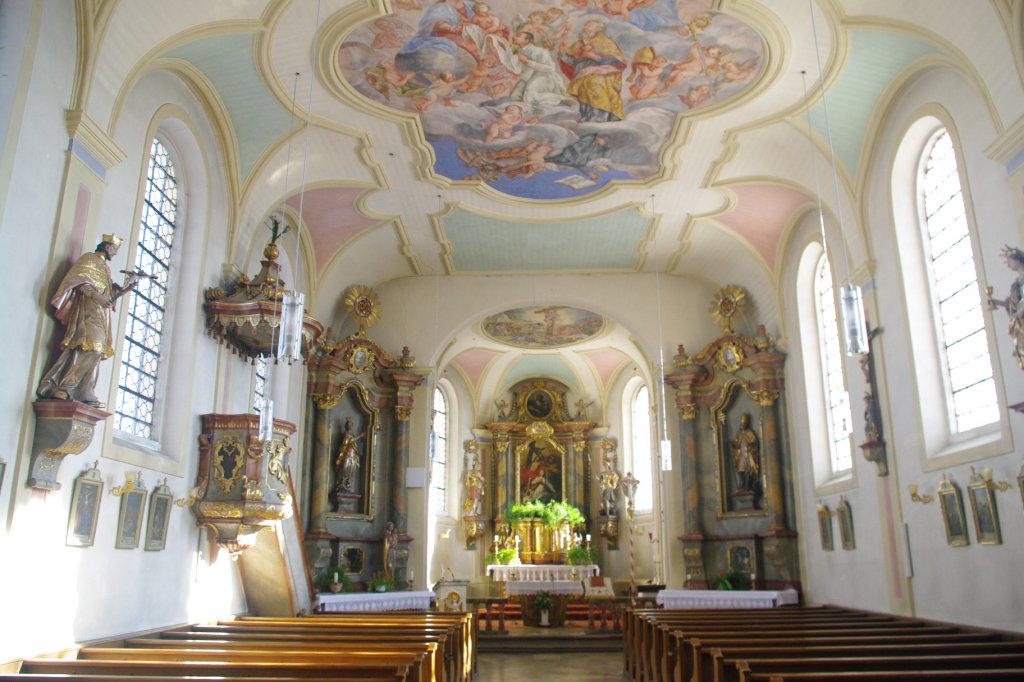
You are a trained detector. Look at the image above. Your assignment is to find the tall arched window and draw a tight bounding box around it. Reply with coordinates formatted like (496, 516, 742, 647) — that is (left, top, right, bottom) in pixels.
(815, 255, 853, 473)
(920, 130, 998, 432)
(630, 384, 654, 512)
(429, 387, 449, 513)
(114, 138, 178, 439)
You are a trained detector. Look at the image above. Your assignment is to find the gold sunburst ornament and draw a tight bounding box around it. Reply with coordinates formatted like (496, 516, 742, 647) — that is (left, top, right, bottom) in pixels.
(709, 285, 747, 333)
(343, 285, 381, 335)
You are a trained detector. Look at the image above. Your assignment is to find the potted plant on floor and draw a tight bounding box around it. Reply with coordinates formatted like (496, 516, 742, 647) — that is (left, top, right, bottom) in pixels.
(534, 591, 554, 627)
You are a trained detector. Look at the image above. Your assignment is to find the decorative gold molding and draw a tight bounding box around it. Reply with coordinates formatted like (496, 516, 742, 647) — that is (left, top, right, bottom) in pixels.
(394, 405, 412, 421)
(750, 389, 780, 406)
(679, 403, 697, 420)
(312, 393, 342, 410)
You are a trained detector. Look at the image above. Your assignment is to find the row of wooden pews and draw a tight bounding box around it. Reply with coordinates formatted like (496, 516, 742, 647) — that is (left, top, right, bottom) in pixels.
(6, 611, 474, 682)
(624, 604, 1024, 682)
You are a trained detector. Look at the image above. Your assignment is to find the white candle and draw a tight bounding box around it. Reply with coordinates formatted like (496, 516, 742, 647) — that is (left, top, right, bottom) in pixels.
(586, 534, 591, 542)
(409, 569, 414, 581)
(334, 571, 339, 582)
(494, 534, 499, 543)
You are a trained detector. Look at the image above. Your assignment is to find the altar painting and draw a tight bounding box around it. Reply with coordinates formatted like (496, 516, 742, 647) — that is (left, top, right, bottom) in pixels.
(482, 305, 605, 348)
(338, 1, 765, 200)
(517, 439, 564, 504)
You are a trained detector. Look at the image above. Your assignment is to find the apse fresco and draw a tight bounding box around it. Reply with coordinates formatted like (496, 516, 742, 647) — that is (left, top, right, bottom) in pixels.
(338, 1, 765, 200)
(481, 306, 605, 348)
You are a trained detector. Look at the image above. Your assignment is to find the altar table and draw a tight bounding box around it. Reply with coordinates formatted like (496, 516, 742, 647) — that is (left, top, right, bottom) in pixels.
(656, 588, 798, 609)
(486, 564, 599, 582)
(504, 580, 584, 596)
(315, 590, 435, 612)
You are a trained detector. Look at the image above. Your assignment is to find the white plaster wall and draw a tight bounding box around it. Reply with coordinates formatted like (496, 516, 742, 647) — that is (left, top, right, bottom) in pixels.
(0, 7, 258, 659)
(784, 63, 1024, 632)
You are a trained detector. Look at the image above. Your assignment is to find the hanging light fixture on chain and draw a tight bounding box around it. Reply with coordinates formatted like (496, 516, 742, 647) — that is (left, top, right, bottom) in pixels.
(808, 0, 869, 356)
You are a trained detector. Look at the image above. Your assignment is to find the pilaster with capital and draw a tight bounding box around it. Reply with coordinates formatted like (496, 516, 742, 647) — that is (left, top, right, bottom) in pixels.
(308, 395, 338, 532)
(385, 370, 428, 534)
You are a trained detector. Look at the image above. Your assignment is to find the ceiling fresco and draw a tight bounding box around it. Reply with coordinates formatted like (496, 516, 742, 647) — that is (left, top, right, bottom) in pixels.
(338, 0, 766, 200)
(481, 306, 606, 348)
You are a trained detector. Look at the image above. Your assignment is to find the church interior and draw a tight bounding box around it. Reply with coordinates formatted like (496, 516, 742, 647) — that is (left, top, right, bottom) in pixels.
(2, 0, 1024, 675)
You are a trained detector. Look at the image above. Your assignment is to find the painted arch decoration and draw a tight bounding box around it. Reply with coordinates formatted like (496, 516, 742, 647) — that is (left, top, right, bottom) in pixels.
(337, 0, 766, 200)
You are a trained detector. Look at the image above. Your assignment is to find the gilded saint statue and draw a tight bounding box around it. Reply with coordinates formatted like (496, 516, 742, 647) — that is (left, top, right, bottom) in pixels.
(36, 235, 141, 408)
(987, 245, 1024, 369)
(382, 520, 398, 579)
(463, 468, 484, 516)
(334, 417, 366, 492)
(730, 413, 760, 493)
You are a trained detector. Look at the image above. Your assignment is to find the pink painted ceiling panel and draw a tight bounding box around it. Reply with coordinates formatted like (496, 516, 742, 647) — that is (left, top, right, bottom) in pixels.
(451, 348, 501, 389)
(715, 183, 813, 270)
(287, 187, 377, 274)
(581, 348, 631, 389)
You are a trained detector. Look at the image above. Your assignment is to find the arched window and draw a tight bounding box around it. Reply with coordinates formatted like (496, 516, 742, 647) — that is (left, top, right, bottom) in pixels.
(920, 130, 998, 432)
(815, 255, 853, 473)
(114, 138, 178, 440)
(630, 384, 654, 512)
(430, 386, 449, 514)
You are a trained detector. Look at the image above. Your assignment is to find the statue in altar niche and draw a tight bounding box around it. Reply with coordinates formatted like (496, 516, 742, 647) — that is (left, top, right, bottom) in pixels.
(382, 520, 398, 579)
(731, 413, 760, 493)
(334, 416, 365, 493)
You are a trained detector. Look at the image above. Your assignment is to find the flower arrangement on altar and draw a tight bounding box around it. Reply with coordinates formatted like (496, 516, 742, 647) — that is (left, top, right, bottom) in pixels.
(711, 570, 750, 591)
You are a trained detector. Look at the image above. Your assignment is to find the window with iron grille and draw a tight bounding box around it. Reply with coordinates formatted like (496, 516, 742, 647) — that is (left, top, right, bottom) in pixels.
(815, 255, 852, 474)
(920, 130, 998, 433)
(114, 138, 177, 440)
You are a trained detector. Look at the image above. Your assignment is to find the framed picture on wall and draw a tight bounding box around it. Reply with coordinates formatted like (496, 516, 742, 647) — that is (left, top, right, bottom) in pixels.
(837, 497, 855, 550)
(144, 480, 173, 551)
(817, 503, 834, 551)
(937, 475, 969, 547)
(967, 470, 1001, 545)
(115, 484, 147, 550)
(66, 462, 103, 547)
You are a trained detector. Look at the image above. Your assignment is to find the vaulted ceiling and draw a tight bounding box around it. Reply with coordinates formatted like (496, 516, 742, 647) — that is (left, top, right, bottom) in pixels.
(83, 0, 1021, 406)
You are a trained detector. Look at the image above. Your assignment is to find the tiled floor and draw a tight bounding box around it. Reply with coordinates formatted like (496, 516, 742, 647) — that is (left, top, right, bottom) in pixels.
(476, 651, 629, 681)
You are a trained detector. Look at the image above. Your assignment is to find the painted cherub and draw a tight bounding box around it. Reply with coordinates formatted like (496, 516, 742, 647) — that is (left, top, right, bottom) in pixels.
(679, 83, 711, 109)
(459, 54, 498, 93)
(412, 72, 468, 111)
(507, 139, 554, 179)
(663, 42, 725, 91)
(483, 103, 540, 143)
(472, 3, 510, 39)
(366, 60, 421, 101)
(370, 18, 406, 49)
(629, 46, 670, 100)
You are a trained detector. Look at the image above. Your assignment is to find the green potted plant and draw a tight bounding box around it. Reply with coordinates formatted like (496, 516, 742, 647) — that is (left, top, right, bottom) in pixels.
(485, 547, 518, 565)
(367, 571, 397, 592)
(534, 591, 554, 627)
(711, 570, 749, 591)
(319, 567, 352, 594)
(566, 544, 597, 566)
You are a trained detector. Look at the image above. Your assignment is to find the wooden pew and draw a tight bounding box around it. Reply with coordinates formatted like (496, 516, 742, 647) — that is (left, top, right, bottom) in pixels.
(190, 621, 461, 681)
(229, 613, 474, 682)
(626, 605, 864, 681)
(5, 676, 397, 682)
(123, 639, 445, 682)
(20, 657, 416, 679)
(139, 630, 449, 681)
(682, 630, 1001, 682)
(752, 671, 1024, 681)
(638, 609, 904, 682)
(706, 641, 1024, 682)
(728, 653, 1024, 682)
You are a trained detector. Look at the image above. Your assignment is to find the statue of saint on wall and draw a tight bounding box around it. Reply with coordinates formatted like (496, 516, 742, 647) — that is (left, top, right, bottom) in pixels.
(986, 245, 1024, 369)
(334, 416, 365, 492)
(731, 413, 760, 493)
(36, 235, 145, 408)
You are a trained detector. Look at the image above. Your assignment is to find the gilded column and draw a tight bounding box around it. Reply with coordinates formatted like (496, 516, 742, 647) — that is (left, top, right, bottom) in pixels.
(678, 404, 701, 534)
(309, 393, 340, 532)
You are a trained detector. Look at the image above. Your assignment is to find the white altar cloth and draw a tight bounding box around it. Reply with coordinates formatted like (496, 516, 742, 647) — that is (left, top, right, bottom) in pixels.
(487, 564, 599, 582)
(656, 588, 798, 609)
(316, 590, 435, 612)
(504, 580, 584, 596)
